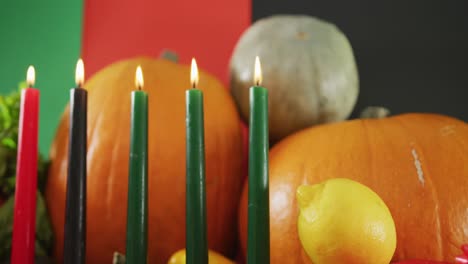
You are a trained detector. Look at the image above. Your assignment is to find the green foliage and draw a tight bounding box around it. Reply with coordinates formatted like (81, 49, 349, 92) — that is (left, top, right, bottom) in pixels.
(0, 82, 52, 260)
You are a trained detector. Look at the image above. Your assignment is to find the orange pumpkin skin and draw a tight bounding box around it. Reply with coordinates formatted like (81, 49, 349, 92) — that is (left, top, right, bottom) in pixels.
(46, 57, 244, 264)
(239, 113, 468, 263)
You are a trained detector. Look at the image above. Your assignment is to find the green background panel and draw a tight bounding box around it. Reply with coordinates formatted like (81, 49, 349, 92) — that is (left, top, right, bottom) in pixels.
(0, 2, 83, 154)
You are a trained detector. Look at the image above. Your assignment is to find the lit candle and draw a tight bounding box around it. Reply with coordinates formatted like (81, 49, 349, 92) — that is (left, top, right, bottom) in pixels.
(186, 58, 208, 264)
(11, 65, 40, 264)
(247, 56, 269, 264)
(63, 58, 88, 264)
(126, 65, 149, 263)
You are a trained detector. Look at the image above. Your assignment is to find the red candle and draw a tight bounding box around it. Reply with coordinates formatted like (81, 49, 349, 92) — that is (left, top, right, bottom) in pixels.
(11, 65, 40, 264)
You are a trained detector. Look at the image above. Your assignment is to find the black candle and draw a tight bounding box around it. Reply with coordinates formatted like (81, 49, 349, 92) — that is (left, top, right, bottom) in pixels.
(63, 58, 88, 264)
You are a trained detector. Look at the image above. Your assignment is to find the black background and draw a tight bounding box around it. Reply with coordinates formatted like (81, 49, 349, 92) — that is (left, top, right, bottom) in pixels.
(252, 0, 468, 121)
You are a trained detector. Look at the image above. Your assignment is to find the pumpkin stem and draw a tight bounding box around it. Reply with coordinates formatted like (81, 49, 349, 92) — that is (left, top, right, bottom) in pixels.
(159, 49, 180, 63)
(359, 106, 390, 119)
(112, 252, 126, 264)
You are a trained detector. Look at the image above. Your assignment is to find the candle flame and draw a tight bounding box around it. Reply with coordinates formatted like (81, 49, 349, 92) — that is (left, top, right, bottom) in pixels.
(190, 58, 199, 88)
(26, 65, 35, 87)
(75, 58, 85, 87)
(135, 65, 144, 90)
(254, 56, 263, 86)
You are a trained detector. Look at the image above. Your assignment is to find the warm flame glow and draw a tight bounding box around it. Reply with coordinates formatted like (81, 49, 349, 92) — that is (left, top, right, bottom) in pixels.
(75, 58, 85, 87)
(254, 56, 263, 86)
(26, 65, 35, 87)
(135, 65, 144, 90)
(190, 58, 199, 88)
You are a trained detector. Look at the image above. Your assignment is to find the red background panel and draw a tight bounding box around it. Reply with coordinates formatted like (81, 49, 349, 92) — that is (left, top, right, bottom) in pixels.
(82, 0, 251, 84)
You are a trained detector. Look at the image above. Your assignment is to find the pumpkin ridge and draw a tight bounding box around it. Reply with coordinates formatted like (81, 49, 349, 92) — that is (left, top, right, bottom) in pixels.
(105, 103, 126, 217)
(432, 114, 468, 156)
(310, 57, 321, 123)
(430, 115, 468, 257)
(86, 66, 120, 231)
(87, 61, 128, 163)
(395, 115, 444, 259)
(104, 61, 134, 219)
(212, 127, 222, 249)
(105, 60, 133, 219)
(360, 119, 376, 188)
(86, 113, 104, 169)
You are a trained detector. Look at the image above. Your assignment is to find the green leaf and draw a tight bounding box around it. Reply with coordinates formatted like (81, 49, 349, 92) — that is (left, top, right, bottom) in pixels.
(35, 193, 53, 256)
(0, 195, 14, 257)
(0, 97, 11, 130)
(18, 81, 27, 91)
(4, 177, 15, 195)
(1, 138, 15, 149)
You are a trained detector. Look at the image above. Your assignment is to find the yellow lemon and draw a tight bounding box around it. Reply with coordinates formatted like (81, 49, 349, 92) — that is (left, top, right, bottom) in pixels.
(167, 249, 235, 264)
(297, 178, 396, 264)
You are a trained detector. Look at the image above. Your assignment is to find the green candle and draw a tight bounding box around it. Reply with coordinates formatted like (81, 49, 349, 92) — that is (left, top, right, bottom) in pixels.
(185, 58, 208, 264)
(247, 56, 270, 264)
(126, 66, 148, 264)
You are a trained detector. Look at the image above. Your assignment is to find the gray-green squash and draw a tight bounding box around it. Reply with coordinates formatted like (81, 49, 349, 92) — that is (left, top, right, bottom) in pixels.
(230, 15, 359, 142)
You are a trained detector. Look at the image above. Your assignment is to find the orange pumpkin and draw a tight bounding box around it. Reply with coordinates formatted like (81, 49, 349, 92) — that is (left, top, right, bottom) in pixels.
(46, 57, 244, 263)
(239, 113, 468, 263)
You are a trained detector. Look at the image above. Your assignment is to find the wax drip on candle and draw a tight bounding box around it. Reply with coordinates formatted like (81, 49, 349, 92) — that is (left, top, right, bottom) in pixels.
(254, 56, 263, 86)
(190, 58, 199, 89)
(135, 66, 144, 91)
(26, 66, 35, 88)
(75, 58, 85, 88)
